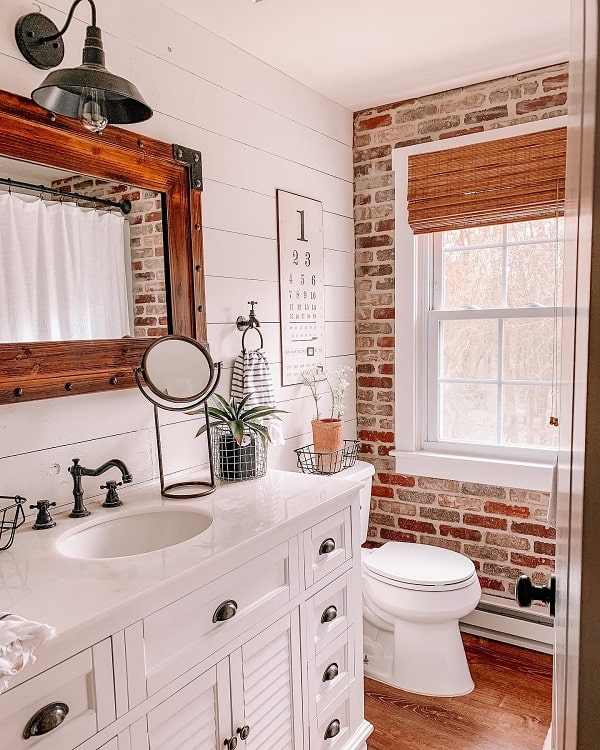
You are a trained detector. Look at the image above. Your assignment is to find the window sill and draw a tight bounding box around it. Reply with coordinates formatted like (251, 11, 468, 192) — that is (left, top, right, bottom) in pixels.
(390, 450, 554, 492)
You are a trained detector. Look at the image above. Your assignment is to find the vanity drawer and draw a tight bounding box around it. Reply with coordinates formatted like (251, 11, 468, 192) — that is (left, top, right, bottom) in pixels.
(0, 640, 114, 750)
(305, 573, 353, 658)
(309, 686, 352, 750)
(138, 542, 295, 697)
(304, 508, 352, 587)
(307, 626, 355, 721)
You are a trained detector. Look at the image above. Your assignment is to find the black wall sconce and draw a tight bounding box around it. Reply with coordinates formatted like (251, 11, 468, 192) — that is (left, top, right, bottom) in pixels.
(14, 0, 152, 133)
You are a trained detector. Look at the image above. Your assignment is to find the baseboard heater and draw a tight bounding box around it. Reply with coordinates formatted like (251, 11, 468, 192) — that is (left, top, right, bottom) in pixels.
(460, 594, 553, 654)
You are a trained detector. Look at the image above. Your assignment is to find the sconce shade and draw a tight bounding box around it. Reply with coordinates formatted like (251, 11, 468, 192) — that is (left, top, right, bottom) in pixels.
(31, 65, 153, 125)
(31, 24, 152, 125)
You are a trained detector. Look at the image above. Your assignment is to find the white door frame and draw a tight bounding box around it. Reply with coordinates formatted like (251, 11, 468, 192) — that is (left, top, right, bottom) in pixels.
(555, 1, 600, 747)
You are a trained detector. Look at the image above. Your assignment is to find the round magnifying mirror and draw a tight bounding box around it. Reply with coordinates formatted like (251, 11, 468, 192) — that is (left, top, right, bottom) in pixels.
(141, 335, 215, 404)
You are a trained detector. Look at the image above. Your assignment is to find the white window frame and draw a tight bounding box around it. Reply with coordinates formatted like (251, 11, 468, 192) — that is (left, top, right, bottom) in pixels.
(391, 117, 567, 491)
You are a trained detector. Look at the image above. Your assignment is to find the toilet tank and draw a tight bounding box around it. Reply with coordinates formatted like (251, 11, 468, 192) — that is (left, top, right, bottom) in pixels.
(329, 460, 375, 544)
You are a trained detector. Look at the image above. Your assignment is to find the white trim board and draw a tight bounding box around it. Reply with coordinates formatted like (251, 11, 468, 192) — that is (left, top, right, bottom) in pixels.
(461, 594, 554, 654)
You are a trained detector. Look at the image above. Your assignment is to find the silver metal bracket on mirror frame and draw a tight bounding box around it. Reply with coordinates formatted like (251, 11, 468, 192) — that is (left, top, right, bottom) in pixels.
(172, 144, 203, 191)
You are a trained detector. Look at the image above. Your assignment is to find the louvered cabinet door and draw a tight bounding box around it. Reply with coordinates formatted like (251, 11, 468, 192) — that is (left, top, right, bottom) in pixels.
(230, 612, 303, 750)
(146, 662, 231, 750)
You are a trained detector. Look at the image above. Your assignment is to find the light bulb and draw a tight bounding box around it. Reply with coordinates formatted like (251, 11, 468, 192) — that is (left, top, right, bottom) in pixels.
(78, 87, 108, 133)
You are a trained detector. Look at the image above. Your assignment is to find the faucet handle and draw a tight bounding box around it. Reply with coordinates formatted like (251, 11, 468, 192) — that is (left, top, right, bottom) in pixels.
(101, 481, 123, 509)
(100, 480, 122, 490)
(29, 500, 57, 530)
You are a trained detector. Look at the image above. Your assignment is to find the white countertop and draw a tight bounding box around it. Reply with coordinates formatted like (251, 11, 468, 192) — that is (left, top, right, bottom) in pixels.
(0, 470, 359, 647)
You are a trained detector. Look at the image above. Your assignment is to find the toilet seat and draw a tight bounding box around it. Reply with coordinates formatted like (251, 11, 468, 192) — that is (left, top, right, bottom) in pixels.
(363, 542, 477, 592)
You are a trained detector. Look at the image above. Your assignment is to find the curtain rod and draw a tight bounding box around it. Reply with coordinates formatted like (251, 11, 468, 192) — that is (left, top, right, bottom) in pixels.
(0, 177, 132, 214)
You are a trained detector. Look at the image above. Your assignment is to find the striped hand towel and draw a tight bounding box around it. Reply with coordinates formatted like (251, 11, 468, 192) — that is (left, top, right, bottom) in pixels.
(231, 349, 285, 445)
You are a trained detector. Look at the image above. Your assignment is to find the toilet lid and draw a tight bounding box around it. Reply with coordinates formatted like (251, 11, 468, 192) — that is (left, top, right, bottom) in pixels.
(363, 542, 476, 587)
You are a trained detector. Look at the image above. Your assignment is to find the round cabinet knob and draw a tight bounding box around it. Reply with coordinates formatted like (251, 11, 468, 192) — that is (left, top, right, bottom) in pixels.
(324, 719, 341, 740)
(213, 599, 238, 623)
(23, 702, 69, 739)
(237, 725, 250, 740)
(322, 662, 339, 682)
(321, 605, 338, 624)
(224, 737, 238, 749)
(319, 537, 336, 555)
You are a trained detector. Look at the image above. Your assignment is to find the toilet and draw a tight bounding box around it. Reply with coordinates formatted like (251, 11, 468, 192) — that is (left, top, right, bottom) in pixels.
(334, 461, 481, 697)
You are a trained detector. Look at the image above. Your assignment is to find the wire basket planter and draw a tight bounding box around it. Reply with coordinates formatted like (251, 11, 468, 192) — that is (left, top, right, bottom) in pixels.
(295, 440, 359, 476)
(210, 423, 267, 482)
(0, 495, 26, 551)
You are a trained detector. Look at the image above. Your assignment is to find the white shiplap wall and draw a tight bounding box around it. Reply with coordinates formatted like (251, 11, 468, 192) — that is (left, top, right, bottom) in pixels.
(0, 0, 355, 512)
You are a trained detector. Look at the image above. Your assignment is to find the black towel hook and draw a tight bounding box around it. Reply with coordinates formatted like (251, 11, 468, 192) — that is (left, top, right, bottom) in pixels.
(237, 301, 264, 351)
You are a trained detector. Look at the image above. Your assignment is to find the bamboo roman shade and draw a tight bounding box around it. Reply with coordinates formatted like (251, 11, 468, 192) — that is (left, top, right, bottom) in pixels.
(406, 127, 567, 234)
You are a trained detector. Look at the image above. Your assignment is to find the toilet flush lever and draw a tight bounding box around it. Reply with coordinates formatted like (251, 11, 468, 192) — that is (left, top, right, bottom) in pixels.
(516, 574, 556, 617)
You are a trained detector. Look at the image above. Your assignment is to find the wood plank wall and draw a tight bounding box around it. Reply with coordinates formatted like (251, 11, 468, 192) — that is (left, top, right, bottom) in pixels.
(0, 0, 354, 513)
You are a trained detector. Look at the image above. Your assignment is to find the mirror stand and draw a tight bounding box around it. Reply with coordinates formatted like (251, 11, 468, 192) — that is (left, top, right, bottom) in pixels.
(151, 403, 218, 499)
(134, 336, 222, 499)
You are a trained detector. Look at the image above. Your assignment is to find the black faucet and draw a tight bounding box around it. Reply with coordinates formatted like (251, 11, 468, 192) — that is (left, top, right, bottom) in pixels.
(68, 458, 133, 518)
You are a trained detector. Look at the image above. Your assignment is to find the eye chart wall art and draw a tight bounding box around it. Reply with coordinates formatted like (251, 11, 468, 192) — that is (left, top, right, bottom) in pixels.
(276, 190, 326, 386)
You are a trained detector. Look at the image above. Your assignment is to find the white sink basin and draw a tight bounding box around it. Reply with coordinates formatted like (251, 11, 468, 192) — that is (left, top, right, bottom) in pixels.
(57, 507, 213, 560)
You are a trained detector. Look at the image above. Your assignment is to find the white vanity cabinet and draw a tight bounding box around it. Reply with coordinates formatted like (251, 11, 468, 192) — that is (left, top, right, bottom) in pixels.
(0, 639, 115, 750)
(0, 475, 371, 750)
(126, 542, 298, 701)
(143, 613, 302, 750)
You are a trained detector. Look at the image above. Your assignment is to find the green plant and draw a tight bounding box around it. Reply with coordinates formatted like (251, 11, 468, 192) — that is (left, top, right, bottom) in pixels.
(192, 393, 286, 445)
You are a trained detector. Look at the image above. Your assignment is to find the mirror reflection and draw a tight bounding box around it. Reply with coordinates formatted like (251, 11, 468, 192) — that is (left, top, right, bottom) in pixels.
(143, 337, 214, 401)
(0, 156, 168, 343)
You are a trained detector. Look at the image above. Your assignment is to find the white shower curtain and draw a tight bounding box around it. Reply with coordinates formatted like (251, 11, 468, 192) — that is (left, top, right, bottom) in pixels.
(0, 192, 132, 342)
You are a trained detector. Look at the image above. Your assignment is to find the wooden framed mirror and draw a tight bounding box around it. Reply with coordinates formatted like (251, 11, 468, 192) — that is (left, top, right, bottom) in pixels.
(0, 89, 206, 405)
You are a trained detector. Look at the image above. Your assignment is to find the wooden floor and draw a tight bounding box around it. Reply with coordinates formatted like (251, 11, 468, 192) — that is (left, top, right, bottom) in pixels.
(365, 634, 552, 750)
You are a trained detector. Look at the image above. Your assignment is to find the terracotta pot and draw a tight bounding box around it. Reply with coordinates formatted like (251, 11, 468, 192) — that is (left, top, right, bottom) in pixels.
(311, 419, 344, 472)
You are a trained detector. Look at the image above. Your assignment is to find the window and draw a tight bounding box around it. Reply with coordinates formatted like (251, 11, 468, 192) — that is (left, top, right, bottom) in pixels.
(426, 219, 562, 459)
(392, 118, 567, 490)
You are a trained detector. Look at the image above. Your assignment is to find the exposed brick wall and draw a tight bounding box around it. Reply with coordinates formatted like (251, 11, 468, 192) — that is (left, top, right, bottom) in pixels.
(50, 176, 167, 337)
(353, 63, 568, 600)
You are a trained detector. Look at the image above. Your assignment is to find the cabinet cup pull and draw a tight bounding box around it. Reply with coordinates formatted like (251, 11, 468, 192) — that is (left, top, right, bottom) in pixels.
(322, 662, 339, 682)
(23, 702, 69, 739)
(224, 736, 238, 749)
(237, 724, 250, 740)
(324, 719, 341, 740)
(321, 605, 338, 624)
(319, 537, 336, 555)
(213, 599, 238, 623)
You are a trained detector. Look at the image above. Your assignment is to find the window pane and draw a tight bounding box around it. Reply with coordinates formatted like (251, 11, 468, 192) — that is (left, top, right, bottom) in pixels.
(440, 383, 497, 444)
(441, 247, 503, 309)
(430, 218, 563, 452)
(506, 217, 562, 243)
(502, 384, 558, 448)
(443, 226, 503, 248)
(441, 320, 498, 379)
(507, 244, 563, 307)
(503, 318, 558, 381)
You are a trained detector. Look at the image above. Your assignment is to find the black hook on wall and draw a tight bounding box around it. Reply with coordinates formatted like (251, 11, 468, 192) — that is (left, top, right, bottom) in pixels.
(236, 301, 264, 351)
(236, 300, 260, 331)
